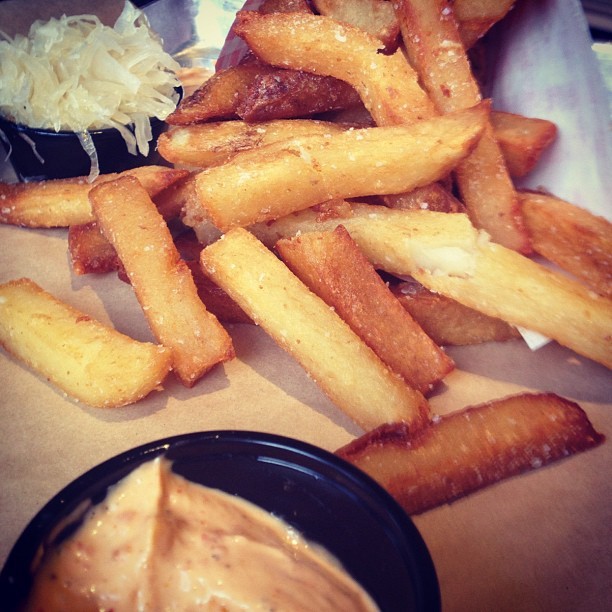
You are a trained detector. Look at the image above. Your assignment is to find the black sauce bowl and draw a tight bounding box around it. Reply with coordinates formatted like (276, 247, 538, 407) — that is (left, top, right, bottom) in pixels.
(0, 431, 440, 611)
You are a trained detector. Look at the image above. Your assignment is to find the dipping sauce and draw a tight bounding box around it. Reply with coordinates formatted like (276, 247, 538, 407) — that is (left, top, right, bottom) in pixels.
(24, 457, 379, 611)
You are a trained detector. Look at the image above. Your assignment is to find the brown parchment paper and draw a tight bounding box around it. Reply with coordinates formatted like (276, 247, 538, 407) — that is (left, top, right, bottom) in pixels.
(1, 1, 611, 611)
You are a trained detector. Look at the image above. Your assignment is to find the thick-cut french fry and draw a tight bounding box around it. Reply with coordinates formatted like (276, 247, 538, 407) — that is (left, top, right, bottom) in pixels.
(157, 119, 347, 168)
(312, 0, 400, 51)
(0, 166, 189, 228)
(394, 0, 530, 253)
(258, 0, 312, 14)
(167, 58, 359, 125)
(233, 10, 435, 126)
(384, 182, 465, 213)
(276, 226, 454, 393)
(391, 279, 520, 345)
(166, 62, 272, 125)
(491, 111, 557, 178)
(237, 69, 361, 122)
(0, 278, 172, 407)
(520, 191, 612, 298)
(252, 204, 612, 368)
(200, 228, 430, 432)
(337, 393, 604, 515)
(173, 232, 253, 325)
(194, 104, 488, 231)
(453, 0, 516, 48)
(90, 176, 234, 387)
(68, 174, 193, 277)
(68, 221, 121, 276)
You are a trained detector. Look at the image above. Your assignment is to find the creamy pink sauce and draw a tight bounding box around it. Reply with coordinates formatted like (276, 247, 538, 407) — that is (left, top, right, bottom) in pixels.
(25, 457, 379, 611)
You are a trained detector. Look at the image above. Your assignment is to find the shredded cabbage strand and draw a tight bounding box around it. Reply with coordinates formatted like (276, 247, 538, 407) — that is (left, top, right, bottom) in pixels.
(0, 1, 181, 173)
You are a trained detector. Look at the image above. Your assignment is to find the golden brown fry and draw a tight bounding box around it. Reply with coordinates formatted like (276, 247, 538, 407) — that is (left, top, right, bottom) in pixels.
(200, 228, 430, 432)
(252, 203, 612, 368)
(173, 232, 253, 325)
(166, 62, 273, 125)
(0, 278, 172, 407)
(194, 104, 488, 231)
(167, 57, 359, 125)
(394, 0, 530, 253)
(0, 166, 189, 228)
(520, 191, 612, 298)
(158, 119, 347, 168)
(453, 0, 516, 48)
(491, 111, 557, 178)
(311, 0, 400, 51)
(258, 0, 312, 14)
(68, 221, 120, 276)
(233, 10, 435, 126)
(384, 182, 465, 213)
(276, 226, 454, 393)
(68, 174, 196, 277)
(337, 393, 604, 515)
(91, 176, 234, 387)
(391, 279, 520, 345)
(237, 70, 361, 122)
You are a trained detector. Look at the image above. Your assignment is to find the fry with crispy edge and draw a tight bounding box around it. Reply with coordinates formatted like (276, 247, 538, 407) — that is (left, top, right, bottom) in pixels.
(157, 119, 347, 168)
(391, 279, 520, 346)
(520, 191, 612, 298)
(0, 166, 189, 228)
(311, 0, 400, 51)
(490, 111, 557, 178)
(394, 0, 530, 253)
(233, 10, 435, 126)
(276, 226, 454, 393)
(200, 228, 430, 431)
(194, 103, 487, 231)
(453, 0, 516, 48)
(251, 204, 612, 368)
(0, 278, 172, 407)
(90, 176, 234, 387)
(337, 393, 604, 514)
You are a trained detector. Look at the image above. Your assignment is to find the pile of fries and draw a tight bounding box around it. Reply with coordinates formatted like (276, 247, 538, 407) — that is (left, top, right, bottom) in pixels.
(0, 0, 609, 515)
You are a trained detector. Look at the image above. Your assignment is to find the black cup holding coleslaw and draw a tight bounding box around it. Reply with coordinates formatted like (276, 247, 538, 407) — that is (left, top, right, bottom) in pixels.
(0, 113, 171, 182)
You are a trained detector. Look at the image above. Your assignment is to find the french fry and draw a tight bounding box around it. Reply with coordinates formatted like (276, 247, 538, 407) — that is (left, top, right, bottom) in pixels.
(311, 0, 400, 52)
(252, 203, 612, 368)
(0, 278, 172, 407)
(391, 279, 520, 345)
(453, 0, 516, 48)
(236, 69, 361, 122)
(383, 182, 465, 213)
(173, 232, 253, 325)
(166, 62, 273, 125)
(520, 191, 612, 298)
(193, 103, 488, 231)
(276, 226, 454, 393)
(90, 176, 234, 387)
(68, 221, 121, 276)
(68, 173, 196, 277)
(157, 119, 347, 168)
(258, 0, 312, 14)
(337, 392, 604, 515)
(233, 10, 435, 126)
(0, 166, 189, 228)
(491, 111, 557, 178)
(394, 0, 530, 253)
(200, 228, 430, 432)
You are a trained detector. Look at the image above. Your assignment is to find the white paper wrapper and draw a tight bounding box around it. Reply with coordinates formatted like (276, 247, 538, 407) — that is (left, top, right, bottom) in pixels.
(487, 0, 611, 219)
